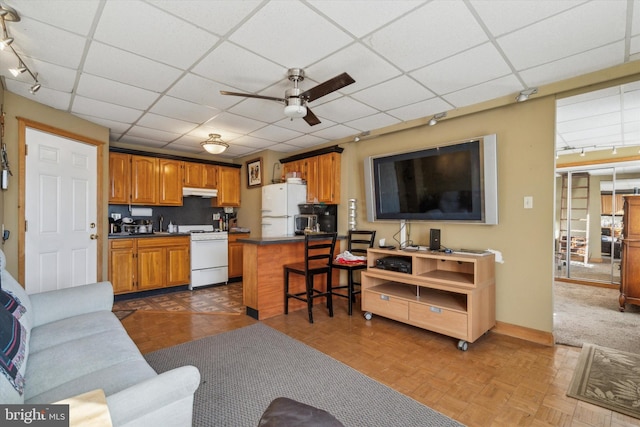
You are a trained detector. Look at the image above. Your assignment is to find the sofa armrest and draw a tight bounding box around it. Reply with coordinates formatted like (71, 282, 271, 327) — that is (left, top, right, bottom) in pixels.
(30, 281, 114, 327)
(106, 366, 201, 427)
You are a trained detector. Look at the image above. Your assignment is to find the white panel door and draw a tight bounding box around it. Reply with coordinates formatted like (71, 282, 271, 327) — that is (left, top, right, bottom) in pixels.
(24, 128, 98, 293)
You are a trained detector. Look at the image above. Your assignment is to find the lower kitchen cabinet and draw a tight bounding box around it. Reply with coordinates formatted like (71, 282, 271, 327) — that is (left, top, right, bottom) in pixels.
(228, 233, 249, 279)
(108, 236, 190, 294)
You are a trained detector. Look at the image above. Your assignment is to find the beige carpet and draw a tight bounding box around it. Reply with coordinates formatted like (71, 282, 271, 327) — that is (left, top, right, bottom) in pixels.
(568, 343, 640, 419)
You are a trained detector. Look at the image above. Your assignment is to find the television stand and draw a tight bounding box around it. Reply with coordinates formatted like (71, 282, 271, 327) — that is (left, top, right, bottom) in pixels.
(361, 248, 495, 351)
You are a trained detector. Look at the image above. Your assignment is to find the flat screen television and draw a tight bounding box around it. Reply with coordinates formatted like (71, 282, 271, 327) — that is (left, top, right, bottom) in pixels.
(364, 134, 498, 224)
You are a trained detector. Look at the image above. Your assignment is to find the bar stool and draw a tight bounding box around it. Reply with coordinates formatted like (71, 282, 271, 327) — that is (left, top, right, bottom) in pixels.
(284, 232, 338, 324)
(332, 230, 376, 315)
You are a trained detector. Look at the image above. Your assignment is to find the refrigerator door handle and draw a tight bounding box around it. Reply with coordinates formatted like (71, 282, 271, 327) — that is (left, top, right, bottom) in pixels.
(262, 215, 289, 219)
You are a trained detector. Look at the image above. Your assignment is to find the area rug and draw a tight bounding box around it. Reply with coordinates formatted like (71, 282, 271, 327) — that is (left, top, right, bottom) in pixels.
(554, 281, 640, 353)
(145, 323, 462, 427)
(113, 310, 135, 321)
(568, 343, 640, 419)
(112, 282, 244, 314)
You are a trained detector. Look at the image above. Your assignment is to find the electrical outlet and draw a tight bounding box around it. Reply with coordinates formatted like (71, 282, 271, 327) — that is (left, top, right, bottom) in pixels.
(111, 213, 121, 220)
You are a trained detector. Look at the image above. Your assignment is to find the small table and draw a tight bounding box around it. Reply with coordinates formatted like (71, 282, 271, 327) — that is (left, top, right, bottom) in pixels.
(55, 389, 113, 427)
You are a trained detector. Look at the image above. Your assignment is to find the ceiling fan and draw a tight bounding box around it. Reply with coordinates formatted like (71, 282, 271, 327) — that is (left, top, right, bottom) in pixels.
(220, 68, 355, 126)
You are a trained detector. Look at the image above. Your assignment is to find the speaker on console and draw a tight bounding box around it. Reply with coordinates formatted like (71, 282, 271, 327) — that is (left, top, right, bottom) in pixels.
(429, 229, 441, 251)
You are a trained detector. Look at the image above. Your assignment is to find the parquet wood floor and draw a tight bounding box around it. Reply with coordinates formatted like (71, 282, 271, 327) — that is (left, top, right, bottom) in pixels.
(118, 285, 640, 427)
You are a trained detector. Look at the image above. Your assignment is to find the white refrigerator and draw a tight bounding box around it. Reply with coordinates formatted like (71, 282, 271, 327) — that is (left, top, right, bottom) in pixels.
(261, 183, 307, 237)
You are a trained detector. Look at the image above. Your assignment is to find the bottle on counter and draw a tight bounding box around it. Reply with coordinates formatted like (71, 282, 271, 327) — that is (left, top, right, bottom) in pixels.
(168, 221, 174, 233)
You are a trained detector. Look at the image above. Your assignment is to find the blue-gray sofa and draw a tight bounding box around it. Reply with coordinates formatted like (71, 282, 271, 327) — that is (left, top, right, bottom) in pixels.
(0, 249, 200, 426)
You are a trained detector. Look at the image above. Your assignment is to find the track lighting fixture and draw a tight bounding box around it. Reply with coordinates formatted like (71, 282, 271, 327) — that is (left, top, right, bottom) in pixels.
(428, 112, 447, 126)
(9, 61, 26, 76)
(200, 134, 229, 155)
(580, 148, 585, 157)
(612, 146, 617, 154)
(516, 88, 538, 102)
(1, 5, 41, 95)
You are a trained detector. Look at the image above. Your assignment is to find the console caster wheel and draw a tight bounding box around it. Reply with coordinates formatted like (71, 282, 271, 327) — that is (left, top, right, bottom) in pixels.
(364, 312, 373, 320)
(457, 340, 468, 351)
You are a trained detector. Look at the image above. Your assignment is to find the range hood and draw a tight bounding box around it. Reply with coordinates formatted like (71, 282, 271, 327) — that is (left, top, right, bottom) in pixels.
(182, 187, 218, 198)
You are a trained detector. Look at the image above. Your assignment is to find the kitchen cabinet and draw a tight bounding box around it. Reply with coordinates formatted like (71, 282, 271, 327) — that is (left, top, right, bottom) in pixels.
(108, 236, 190, 295)
(109, 152, 130, 204)
(159, 159, 183, 206)
(214, 166, 241, 207)
(130, 155, 159, 205)
(281, 152, 340, 204)
(183, 161, 218, 189)
(108, 239, 136, 293)
(228, 233, 250, 279)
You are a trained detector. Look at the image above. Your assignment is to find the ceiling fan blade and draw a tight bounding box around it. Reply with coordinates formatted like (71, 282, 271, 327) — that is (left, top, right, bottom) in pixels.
(303, 107, 321, 126)
(220, 90, 285, 103)
(300, 72, 355, 103)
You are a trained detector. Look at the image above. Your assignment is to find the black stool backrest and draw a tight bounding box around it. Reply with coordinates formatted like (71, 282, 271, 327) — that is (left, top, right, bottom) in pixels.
(347, 230, 376, 257)
(304, 232, 338, 272)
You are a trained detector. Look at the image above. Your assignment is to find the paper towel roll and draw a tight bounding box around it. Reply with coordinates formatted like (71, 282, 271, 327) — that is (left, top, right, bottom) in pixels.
(130, 207, 153, 217)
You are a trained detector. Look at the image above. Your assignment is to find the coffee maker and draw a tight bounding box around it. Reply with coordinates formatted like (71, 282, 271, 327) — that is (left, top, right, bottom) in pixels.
(298, 204, 337, 233)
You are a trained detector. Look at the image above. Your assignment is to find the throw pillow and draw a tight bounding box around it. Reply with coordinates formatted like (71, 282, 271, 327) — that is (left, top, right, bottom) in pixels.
(0, 305, 26, 395)
(0, 289, 26, 320)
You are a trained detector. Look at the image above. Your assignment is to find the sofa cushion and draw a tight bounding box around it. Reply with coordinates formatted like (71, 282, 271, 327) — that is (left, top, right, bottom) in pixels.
(24, 329, 146, 401)
(0, 305, 27, 395)
(29, 311, 122, 354)
(26, 360, 157, 404)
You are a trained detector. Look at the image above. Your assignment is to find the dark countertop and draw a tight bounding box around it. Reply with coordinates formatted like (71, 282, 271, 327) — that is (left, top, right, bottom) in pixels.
(239, 234, 345, 245)
(108, 232, 190, 239)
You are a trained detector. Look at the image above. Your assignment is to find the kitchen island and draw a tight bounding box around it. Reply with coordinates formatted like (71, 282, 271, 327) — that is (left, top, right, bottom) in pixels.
(239, 235, 343, 320)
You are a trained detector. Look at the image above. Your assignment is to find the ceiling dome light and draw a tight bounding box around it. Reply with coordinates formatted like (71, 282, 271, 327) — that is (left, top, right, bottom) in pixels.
(200, 133, 228, 155)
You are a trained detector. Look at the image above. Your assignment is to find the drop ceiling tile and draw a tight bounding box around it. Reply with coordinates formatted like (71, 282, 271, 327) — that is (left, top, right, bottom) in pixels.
(557, 112, 621, 134)
(8, 57, 77, 92)
(285, 135, 330, 148)
(169, 74, 242, 110)
(306, 44, 401, 95)
(8, 17, 86, 68)
(624, 88, 640, 109)
(351, 76, 434, 110)
(76, 74, 160, 110)
(228, 98, 290, 124)
(469, 0, 584, 37)
(311, 97, 378, 123)
(274, 117, 336, 133)
(84, 42, 183, 92)
(205, 112, 267, 134)
(557, 86, 621, 107)
(151, 1, 261, 36)
(117, 135, 168, 148)
(94, 1, 219, 66)
(74, 114, 132, 134)
(229, 1, 352, 68)
(410, 43, 512, 95)
(250, 125, 302, 142)
(387, 97, 453, 122)
(162, 141, 207, 154)
(519, 42, 624, 87)
(5, 0, 101, 35)
(150, 96, 220, 123)
(345, 113, 401, 132)
(193, 42, 287, 93)
(557, 94, 622, 122)
(442, 74, 522, 108)
(232, 135, 274, 150)
(562, 124, 622, 142)
(126, 125, 182, 143)
(136, 113, 199, 134)
(364, 1, 488, 71)
(497, 1, 627, 70)
(269, 142, 309, 152)
(71, 96, 143, 123)
(190, 126, 244, 143)
(4, 82, 71, 111)
(311, 124, 359, 141)
(308, 0, 424, 38)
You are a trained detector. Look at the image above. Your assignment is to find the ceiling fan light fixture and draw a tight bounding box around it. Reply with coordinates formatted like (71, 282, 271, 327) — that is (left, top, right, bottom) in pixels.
(284, 103, 307, 118)
(200, 133, 228, 155)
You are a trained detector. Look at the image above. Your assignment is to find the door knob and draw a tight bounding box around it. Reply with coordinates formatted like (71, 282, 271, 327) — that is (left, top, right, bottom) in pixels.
(90, 234, 98, 240)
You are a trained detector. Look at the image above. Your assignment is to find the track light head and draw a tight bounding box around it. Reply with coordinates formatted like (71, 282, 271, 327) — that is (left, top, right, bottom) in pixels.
(516, 88, 538, 102)
(0, 36, 13, 50)
(9, 61, 26, 76)
(30, 82, 41, 94)
(428, 112, 447, 126)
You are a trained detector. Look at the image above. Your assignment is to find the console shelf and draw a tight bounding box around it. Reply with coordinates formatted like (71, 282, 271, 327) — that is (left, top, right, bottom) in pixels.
(361, 248, 495, 351)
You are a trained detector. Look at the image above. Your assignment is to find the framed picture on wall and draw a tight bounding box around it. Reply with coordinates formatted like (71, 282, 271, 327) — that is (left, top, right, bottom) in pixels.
(246, 157, 263, 188)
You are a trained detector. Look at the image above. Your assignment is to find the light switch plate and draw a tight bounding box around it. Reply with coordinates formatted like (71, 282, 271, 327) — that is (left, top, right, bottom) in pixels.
(524, 196, 533, 209)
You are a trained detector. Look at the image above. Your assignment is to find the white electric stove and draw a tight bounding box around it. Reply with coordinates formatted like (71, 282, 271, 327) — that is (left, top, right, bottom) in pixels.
(178, 225, 228, 289)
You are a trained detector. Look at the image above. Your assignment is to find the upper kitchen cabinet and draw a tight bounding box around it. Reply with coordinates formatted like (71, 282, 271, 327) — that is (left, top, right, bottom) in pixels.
(130, 155, 159, 205)
(280, 147, 342, 204)
(109, 152, 130, 204)
(159, 159, 183, 206)
(317, 152, 340, 204)
(214, 166, 241, 207)
(183, 161, 218, 189)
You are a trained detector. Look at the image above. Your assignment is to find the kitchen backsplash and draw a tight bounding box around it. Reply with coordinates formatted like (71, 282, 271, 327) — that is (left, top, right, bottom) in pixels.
(109, 197, 230, 232)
